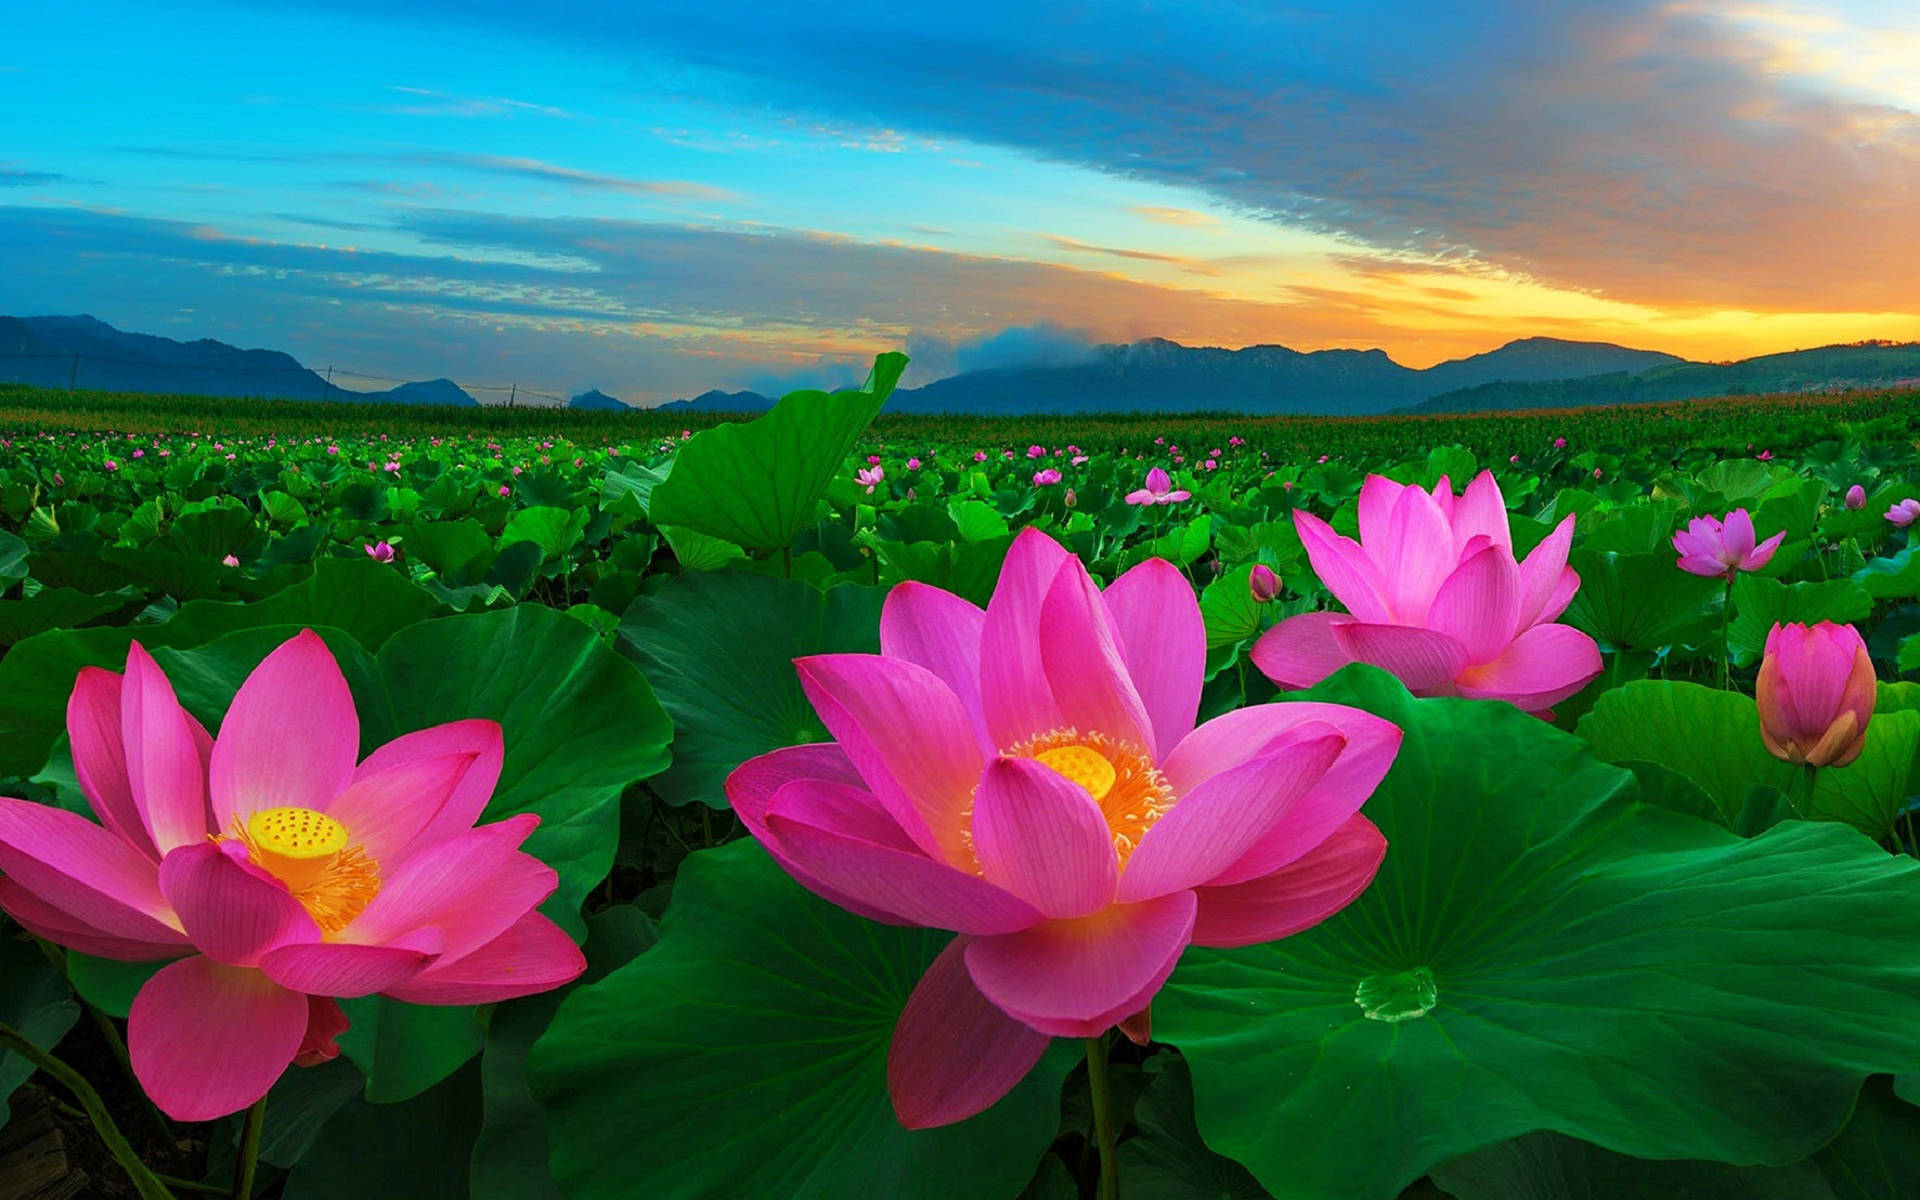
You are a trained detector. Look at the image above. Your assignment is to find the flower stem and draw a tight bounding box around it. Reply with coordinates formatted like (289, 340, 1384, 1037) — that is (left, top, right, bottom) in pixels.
(1785, 762, 1818, 821)
(233, 1095, 267, 1200)
(1721, 576, 1736, 691)
(1084, 1035, 1120, 1200)
(0, 1020, 176, 1200)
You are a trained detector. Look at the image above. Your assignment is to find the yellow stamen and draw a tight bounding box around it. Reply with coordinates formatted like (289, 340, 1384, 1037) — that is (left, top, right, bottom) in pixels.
(1001, 727, 1177, 865)
(221, 806, 381, 935)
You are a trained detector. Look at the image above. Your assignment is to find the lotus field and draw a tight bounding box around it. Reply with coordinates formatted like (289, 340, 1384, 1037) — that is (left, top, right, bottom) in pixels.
(7, 356, 1920, 1199)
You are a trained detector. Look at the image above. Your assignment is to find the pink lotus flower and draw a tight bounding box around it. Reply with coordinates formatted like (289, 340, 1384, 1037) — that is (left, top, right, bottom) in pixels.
(1125, 468, 1190, 506)
(221, 554, 240, 568)
(1887, 499, 1920, 527)
(1552, 437, 1567, 449)
(1249, 564, 1281, 604)
(498, 485, 511, 497)
(726, 530, 1397, 1128)
(857, 465, 886, 493)
(1671, 510, 1784, 579)
(1756, 621, 1874, 767)
(973, 450, 988, 463)
(1251, 471, 1601, 713)
(1032, 468, 1062, 486)
(1845, 485, 1867, 510)
(364, 541, 396, 563)
(1026, 444, 1045, 459)
(0, 633, 583, 1120)
(906, 457, 922, 471)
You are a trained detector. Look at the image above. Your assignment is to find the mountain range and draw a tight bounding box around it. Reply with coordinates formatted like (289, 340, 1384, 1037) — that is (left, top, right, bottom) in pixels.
(3, 315, 1917, 415)
(0, 315, 479, 407)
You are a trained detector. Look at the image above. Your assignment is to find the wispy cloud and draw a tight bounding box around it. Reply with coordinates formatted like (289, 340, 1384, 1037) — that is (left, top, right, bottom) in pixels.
(1039, 234, 1220, 275)
(1131, 205, 1218, 229)
(0, 166, 61, 187)
(382, 85, 574, 119)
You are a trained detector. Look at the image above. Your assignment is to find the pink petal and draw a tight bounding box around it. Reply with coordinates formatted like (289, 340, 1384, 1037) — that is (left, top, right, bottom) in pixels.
(129, 956, 308, 1121)
(1355, 475, 1409, 549)
(1426, 545, 1523, 666)
(765, 783, 1043, 934)
(880, 582, 993, 755)
(724, 745, 905, 924)
(1103, 558, 1204, 759)
(210, 630, 360, 834)
(322, 751, 483, 866)
(794, 653, 982, 863)
(258, 930, 444, 997)
(979, 528, 1072, 747)
(1118, 734, 1345, 902)
(1191, 815, 1387, 947)
(1533, 564, 1581, 624)
(352, 719, 505, 852)
(1452, 471, 1511, 553)
(121, 643, 211, 855)
(1723, 509, 1757, 560)
(158, 842, 320, 966)
(1455, 622, 1603, 710)
(1249, 611, 1355, 690)
(972, 757, 1117, 918)
(1676, 554, 1731, 579)
(0, 877, 186, 960)
(345, 814, 547, 961)
(0, 796, 183, 942)
(67, 666, 155, 860)
(888, 937, 1051, 1129)
(964, 890, 1196, 1036)
(1038, 563, 1155, 750)
(381, 911, 585, 1005)
(1293, 511, 1390, 623)
(1330, 622, 1468, 694)
(1369, 485, 1457, 621)
(1746, 530, 1786, 569)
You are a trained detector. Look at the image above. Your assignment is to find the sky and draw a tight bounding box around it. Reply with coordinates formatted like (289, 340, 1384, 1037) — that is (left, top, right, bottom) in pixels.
(1, 0, 1916, 405)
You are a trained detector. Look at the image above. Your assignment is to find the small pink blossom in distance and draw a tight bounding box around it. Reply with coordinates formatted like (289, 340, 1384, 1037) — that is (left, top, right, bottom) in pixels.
(974, 451, 989, 463)
(104, 459, 119, 471)
(498, 485, 511, 497)
(1756, 621, 1874, 767)
(1887, 499, 1920, 527)
(868, 455, 882, 465)
(1063, 487, 1077, 508)
(1249, 564, 1281, 603)
(907, 457, 922, 471)
(1845, 485, 1867, 510)
(1592, 467, 1603, 480)
(857, 465, 886, 494)
(1126, 468, 1191, 506)
(726, 529, 1398, 1128)
(1032, 468, 1062, 486)
(1317, 455, 1329, 463)
(1026, 445, 1045, 459)
(0, 633, 584, 1119)
(132, 449, 145, 459)
(1071, 455, 1088, 466)
(327, 445, 339, 455)
(1229, 436, 1245, 447)
(221, 554, 240, 568)
(1672, 510, 1784, 579)
(1553, 437, 1567, 449)
(364, 541, 396, 563)
(1509, 455, 1520, 464)
(1756, 450, 1773, 461)
(1253, 471, 1600, 714)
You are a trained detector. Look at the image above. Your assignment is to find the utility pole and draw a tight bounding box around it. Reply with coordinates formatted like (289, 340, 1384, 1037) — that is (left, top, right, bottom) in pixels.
(508, 383, 517, 408)
(321, 365, 333, 402)
(68, 354, 79, 391)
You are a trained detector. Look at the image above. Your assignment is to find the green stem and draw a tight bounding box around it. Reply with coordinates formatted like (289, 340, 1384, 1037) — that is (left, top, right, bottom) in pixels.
(1785, 762, 1818, 821)
(233, 1096, 266, 1200)
(1720, 577, 1736, 691)
(0, 1021, 176, 1200)
(1084, 1036, 1120, 1200)
(159, 1174, 231, 1197)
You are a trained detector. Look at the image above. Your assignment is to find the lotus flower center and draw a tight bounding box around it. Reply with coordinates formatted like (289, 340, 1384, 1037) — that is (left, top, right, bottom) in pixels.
(227, 806, 381, 935)
(1034, 745, 1116, 801)
(1010, 728, 1175, 864)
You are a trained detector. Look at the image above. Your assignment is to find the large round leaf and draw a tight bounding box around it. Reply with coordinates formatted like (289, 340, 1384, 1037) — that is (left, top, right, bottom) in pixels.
(1156, 665, 1920, 1200)
(649, 352, 907, 550)
(616, 571, 883, 807)
(530, 840, 1075, 1200)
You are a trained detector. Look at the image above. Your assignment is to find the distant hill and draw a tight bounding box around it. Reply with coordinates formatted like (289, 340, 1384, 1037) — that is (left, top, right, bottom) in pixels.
(0, 315, 479, 407)
(663, 336, 1690, 416)
(568, 388, 631, 412)
(1409, 343, 1920, 413)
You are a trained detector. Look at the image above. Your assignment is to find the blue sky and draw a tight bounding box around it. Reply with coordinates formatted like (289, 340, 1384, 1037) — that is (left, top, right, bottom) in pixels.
(2, 0, 1916, 404)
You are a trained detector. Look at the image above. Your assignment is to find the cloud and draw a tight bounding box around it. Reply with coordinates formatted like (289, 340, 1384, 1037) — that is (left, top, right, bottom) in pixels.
(1131, 205, 1218, 229)
(1039, 234, 1219, 275)
(278, 0, 1920, 312)
(381, 85, 573, 119)
(0, 168, 61, 187)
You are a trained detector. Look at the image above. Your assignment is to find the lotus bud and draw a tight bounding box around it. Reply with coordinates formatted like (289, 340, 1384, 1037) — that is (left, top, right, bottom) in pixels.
(1845, 484, 1867, 510)
(1755, 621, 1875, 767)
(1249, 564, 1281, 604)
